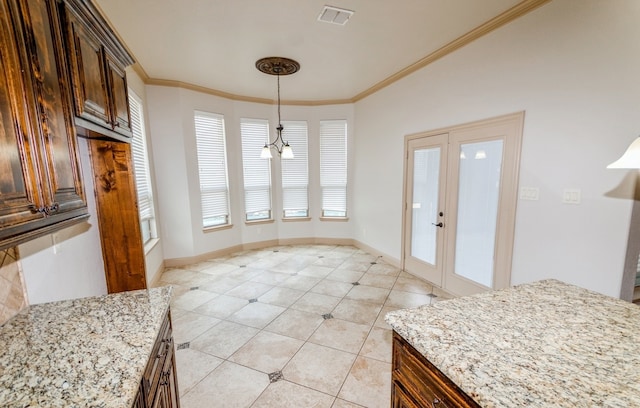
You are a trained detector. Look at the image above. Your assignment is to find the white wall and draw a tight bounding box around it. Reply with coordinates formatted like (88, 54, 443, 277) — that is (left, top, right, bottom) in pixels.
(145, 86, 355, 261)
(352, 0, 640, 297)
(20, 137, 107, 304)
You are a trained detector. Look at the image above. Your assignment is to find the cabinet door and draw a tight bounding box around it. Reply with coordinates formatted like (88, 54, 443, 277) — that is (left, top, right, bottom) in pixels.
(88, 139, 146, 293)
(22, 0, 85, 216)
(63, 7, 110, 127)
(105, 52, 132, 136)
(152, 346, 180, 408)
(0, 0, 44, 232)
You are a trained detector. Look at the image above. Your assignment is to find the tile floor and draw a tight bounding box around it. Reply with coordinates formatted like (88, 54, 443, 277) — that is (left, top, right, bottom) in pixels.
(158, 244, 453, 408)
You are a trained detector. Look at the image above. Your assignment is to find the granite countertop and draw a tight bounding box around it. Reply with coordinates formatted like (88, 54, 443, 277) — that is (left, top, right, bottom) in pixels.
(385, 279, 640, 407)
(0, 286, 172, 408)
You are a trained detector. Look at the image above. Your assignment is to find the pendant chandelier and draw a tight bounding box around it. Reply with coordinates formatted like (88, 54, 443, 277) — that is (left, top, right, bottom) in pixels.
(256, 57, 300, 159)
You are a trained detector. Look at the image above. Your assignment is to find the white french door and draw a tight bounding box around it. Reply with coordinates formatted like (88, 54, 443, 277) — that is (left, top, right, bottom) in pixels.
(402, 113, 523, 296)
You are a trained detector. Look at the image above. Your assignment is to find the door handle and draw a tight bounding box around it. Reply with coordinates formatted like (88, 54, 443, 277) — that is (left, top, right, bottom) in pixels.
(432, 222, 444, 228)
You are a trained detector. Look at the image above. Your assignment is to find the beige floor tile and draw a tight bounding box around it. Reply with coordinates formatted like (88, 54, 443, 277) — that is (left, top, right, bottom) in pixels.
(374, 306, 400, 330)
(193, 294, 248, 319)
(313, 257, 346, 268)
(252, 380, 334, 408)
(332, 399, 366, 408)
(190, 320, 259, 359)
(385, 290, 433, 309)
(308, 319, 370, 354)
(298, 265, 335, 278)
(393, 276, 434, 295)
(198, 262, 240, 275)
(270, 255, 319, 273)
(171, 311, 221, 344)
(180, 361, 269, 408)
(250, 270, 292, 285)
(199, 277, 245, 294)
(229, 331, 303, 373)
(279, 275, 322, 291)
(226, 267, 264, 281)
(326, 269, 364, 283)
(332, 299, 382, 326)
(310, 280, 354, 298)
(336, 260, 370, 272)
(171, 289, 218, 311)
(225, 281, 274, 299)
(367, 263, 401, 277)
(344, 285, 390, 305)
(337, 356, 391, 408)
(227, 302, 286, 328)
(264, 309, 325, 341)
(357, 273, 397, 290)
(290, 292, 341, 314)
(161, 268, 206, 286)
(282, 342, 356, 396)
(258, 286, 306, 307)
(359, 327, 392, 363)
(175, 348, 223, 393)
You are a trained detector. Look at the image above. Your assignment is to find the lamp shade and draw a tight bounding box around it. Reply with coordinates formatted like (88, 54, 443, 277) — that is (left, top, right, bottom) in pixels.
(607, 137, 640, 169)
(281, 143, 294, 159)
(261, 145, 273, 159)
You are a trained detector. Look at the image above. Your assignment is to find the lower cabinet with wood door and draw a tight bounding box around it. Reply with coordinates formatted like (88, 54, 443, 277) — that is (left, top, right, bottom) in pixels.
(133, 308, 180, 408)
(391, 331, 480, 408)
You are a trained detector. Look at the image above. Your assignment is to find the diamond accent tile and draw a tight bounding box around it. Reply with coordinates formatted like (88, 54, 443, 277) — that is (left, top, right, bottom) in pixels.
(177, 342, 190, 350)
(322, 313, 334, 320)
(190, 286, 199, 291)
(249, 298, 258, 303)
(352, 281, 360, 286)
(268, 370, 284, 383)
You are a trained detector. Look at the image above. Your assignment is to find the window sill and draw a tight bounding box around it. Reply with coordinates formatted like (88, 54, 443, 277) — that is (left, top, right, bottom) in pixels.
(143, 238, 160, 255)
(282, 217, 311, 223)
(245, 219, 275, 226)
(320, 216, 349, 222)
(203, 223, 234, 233)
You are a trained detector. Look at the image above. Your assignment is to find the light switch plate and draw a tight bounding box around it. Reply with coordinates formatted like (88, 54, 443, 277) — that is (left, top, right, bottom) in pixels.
(519, 187, 539, 201)
(562, 189, 581, 204)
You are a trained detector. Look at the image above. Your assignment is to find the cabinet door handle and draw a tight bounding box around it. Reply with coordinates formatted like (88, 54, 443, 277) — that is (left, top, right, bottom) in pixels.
(432, 397, 441, 407)
(431, 222, 444, 228)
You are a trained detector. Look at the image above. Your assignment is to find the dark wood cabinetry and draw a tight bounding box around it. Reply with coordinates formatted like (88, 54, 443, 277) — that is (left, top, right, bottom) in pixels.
(392, 331, 480, 408)
(88, 139, 146, 293)
(61, 0, 133, 142)
(135, 309, 180, 408)
(0, 0, 87, 251)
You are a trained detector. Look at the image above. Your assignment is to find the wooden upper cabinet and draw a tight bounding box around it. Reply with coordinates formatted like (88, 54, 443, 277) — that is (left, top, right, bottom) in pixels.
(60, 0, 134, 142)
(0, 0, 88, 251)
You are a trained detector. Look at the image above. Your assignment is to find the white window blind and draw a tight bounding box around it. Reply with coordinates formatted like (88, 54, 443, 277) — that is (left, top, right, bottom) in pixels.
(129, 91, 155, 243)
(240, 118, 272, 221)
(194, 111, 230, 227)
(320, 120, 348, 217)
(281, 121, 308, 218)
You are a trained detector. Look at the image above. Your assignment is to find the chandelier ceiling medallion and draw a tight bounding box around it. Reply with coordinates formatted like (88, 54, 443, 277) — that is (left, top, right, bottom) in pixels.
(256, 57, 300, 159)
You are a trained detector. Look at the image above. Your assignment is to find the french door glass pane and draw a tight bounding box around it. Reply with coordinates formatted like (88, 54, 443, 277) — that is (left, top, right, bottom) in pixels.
(454, 140, 503, 287)
(411, 147, 440, 265)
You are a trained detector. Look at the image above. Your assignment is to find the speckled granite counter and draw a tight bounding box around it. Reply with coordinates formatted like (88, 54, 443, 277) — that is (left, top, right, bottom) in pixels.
(0, 286, 172, 408)
(385, 279, 640, 407)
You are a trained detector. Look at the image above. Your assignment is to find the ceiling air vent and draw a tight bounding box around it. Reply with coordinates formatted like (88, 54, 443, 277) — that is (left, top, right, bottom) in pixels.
(317, 5, 354, 26)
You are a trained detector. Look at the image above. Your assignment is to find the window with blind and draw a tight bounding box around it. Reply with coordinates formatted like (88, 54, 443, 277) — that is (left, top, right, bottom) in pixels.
(320, 120, 348, 218)
(129, 90, 156, 244)
(240, 118, 272, 221)
(194, 111, 230, 228)
(281, 121, 309, 218)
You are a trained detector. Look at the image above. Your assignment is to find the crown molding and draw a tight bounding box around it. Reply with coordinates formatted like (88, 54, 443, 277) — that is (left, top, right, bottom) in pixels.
(119, 0, 551, 106)
(352, 0, 551, 102)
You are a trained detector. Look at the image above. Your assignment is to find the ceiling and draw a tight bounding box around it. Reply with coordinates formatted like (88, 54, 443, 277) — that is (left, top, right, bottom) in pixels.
(95, 0, 542, 104)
